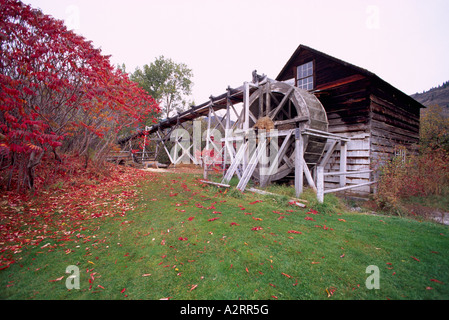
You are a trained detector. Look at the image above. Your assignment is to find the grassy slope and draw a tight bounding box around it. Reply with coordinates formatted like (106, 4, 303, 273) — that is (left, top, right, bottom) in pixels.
(1, 171, 448, 300)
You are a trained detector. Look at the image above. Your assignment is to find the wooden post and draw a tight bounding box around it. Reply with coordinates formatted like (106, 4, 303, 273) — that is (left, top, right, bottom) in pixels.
(193, 119, 201, 166)
(203, 107, 212, 180)
(243, 81, 250, 172)
(295, 128, 304, 197)
(223, 89, 231, 176)
(317, 166, 324, 203)
(243, 82, 250, 131)
(340, 141, 347, 187)
(265, 82, 271, 116)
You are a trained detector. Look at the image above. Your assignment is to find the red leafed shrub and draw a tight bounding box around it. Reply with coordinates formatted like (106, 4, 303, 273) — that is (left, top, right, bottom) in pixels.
(375, 147, 449, 214)
(0, 0, 159, 192)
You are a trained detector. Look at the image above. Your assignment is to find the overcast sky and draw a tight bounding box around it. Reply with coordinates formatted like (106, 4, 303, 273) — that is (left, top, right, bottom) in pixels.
(24, 0, 449, 105)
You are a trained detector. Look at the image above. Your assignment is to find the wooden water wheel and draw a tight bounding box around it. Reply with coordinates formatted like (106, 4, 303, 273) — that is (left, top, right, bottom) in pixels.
(248, 80, 328, 183)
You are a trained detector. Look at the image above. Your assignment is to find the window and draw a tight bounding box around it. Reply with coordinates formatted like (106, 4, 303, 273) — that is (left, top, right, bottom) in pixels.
(394, 145, 407, 164)
(297, 61, 314, 90)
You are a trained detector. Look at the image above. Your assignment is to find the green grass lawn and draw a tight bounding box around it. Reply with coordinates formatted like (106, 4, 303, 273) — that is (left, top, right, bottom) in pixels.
(1, 170, 448, 300)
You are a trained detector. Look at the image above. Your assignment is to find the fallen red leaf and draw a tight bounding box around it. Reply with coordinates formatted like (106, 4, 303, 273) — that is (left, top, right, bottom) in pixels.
(190, 284, 198, 291)
(49, 276, 64, 282)
(121, 288, 126, 293)
(411, 256, 420, 262)
(281, 272, 291, 278)
(430, 279, 444, 284)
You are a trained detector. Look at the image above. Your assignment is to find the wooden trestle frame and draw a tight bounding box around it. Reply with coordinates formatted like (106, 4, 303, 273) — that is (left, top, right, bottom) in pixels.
(120, 73, 377, 202)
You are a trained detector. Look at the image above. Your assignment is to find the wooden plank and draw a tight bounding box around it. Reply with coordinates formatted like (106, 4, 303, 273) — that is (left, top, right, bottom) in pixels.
(323, 181, 378, 194)
(303, 161, 317, 192)
(268, 87, 294, 119)
(340, 141, 347, 187)
(318, 140, 338, 167)
(266, 82, 271, 115)
(323, 170, 373, 176)
(263, 130, 293, 187)
(156, 130, 175, 164)
(246, 188, 307, 206)
(317, 166, 324, 203)
(222, 141, 248, 184)
(295, 129, 304, 197)
(199, 180, 230, 188)
(305, 128, 351, 141)
(237, 138, 268, 192)
(243, 82, 250, 130)
(273, 116, 308, 126)
(259, 85, 264, 117)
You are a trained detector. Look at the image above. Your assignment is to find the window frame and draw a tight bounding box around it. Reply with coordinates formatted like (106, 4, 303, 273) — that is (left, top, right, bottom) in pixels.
(296, 60, 315, 91)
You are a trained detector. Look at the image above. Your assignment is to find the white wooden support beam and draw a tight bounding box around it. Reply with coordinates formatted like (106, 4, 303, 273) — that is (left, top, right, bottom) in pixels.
(243, 81, 250, 172)
(223, 91, 232, 175)
(318, 140, 338, 168)
(173, 139, 195, 165)
(243, 81, 250, 131)
(156, 130, 175, 164)
(261, 130, 293, 188)
(204, 107, 212, 179)
(193, 119, 202, 165)
(317, 166, 325, 203)
(221, 141, 248, 184)
(303, 162, 317, 193)
(295, 128, 304, 197)
(236, 137, 268, 192)
(340, 141, 347, 187)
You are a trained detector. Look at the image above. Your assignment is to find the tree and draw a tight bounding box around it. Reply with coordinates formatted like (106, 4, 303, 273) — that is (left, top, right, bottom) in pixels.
(420, 104, 449, 152)
(0, 0, 159, 192)
(131, 56, 193, 120)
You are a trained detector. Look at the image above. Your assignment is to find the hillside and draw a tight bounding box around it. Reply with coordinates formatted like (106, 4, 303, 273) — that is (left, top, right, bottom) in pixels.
(411, 81, 449, 117)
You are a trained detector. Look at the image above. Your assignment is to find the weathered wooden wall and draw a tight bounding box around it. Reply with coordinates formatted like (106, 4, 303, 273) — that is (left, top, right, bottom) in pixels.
(316, 76, 372, 195)
(277, 45, 424, 196)
(369, 79, 421, 168)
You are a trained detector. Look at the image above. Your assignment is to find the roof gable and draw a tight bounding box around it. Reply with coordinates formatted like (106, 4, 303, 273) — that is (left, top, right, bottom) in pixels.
(276, 44, 425, 109)
(276, 44, 375, 81)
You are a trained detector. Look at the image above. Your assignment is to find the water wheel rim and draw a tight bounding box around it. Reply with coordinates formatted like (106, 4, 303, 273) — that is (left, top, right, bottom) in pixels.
(248, 81, 328, 183)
